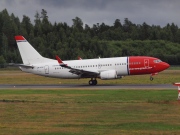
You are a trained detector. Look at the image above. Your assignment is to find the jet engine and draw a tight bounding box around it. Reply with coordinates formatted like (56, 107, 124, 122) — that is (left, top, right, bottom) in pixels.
(100, 70, 120, 80)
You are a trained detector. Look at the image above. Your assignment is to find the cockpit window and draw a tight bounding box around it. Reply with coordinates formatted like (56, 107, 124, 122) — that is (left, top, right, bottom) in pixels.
(154, 59, 162, 63)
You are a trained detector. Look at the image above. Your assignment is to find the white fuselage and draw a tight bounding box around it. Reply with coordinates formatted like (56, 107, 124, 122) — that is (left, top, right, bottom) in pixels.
(20, 57, 128, 79)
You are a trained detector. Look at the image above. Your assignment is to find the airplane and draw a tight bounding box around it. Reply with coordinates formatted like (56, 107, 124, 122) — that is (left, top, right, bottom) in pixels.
(13, 35, 170, 85)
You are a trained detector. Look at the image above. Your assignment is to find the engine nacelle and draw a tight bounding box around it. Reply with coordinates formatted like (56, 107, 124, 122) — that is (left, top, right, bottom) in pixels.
(100, 70, 118, 80)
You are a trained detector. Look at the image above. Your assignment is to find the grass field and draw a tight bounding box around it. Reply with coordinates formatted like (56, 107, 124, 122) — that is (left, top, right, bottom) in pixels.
(0, 89, 180, 135)
(0, 68, 180, 85)
(0, 68, 180, 135)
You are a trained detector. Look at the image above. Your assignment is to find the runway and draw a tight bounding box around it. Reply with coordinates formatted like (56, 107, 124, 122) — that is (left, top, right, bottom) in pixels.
(0, 84, 177, 90)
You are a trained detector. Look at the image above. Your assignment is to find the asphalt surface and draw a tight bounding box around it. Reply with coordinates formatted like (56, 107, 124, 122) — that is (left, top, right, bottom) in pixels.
(0, 84, 177, 90)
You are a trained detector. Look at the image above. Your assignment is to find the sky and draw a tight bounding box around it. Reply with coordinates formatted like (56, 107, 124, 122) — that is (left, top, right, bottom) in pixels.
(0, 0, 180, 27)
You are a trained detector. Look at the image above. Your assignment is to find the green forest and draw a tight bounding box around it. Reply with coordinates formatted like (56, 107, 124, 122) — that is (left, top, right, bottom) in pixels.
(0, 9, 180, 67)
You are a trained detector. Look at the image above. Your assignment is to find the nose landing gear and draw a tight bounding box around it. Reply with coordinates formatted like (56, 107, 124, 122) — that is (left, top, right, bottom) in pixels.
(89, 78, 97, 85)
(150, 73, 158, 81)
(150, 76, 154, 81)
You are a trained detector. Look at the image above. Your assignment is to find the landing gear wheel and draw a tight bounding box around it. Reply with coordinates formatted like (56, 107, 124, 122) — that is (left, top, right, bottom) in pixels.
(93, 80, 97, 85)
(150, 76, 154, 81)
(89, 80, 93, 85)
(89, 79, 97, 85)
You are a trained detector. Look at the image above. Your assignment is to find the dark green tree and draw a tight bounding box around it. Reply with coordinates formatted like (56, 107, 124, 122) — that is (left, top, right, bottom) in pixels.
(72, 17, 83, 31)
(114, 19, 122, 28)
(21, 15, 33, 36)
(0, 55, 6, 68)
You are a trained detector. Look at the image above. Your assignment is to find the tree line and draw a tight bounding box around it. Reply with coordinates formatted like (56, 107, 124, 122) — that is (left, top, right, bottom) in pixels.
(0, 8, 180, 67)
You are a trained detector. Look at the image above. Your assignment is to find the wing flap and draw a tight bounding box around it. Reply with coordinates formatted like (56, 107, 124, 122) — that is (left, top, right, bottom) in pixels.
(69, 68, 99, 75)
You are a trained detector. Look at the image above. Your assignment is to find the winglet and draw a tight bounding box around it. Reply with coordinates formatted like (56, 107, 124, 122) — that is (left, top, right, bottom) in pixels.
(78, 56, 82, 60)
(55, 55, 63, 64)
(55, 55, 68, 67)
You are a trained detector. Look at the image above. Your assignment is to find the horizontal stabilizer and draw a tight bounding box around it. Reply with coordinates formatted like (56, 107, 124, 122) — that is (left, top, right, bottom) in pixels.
(8, 63, 34, 68)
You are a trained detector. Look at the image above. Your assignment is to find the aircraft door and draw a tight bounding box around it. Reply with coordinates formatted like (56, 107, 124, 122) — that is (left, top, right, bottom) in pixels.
(144, 59, 149, 67)
(44, 65, 49, 74)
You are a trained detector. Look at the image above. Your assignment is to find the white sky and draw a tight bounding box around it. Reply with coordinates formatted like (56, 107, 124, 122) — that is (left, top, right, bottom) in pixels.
(1, 0, 180, 27)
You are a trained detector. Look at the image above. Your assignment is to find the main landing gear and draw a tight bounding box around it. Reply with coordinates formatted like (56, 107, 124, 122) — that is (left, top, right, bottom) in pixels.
(89, 78, 97, 85)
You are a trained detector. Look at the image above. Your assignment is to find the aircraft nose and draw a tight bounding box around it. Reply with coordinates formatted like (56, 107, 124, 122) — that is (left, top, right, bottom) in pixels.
(162, 62, 170, 70)
(155, 62, 170, 72)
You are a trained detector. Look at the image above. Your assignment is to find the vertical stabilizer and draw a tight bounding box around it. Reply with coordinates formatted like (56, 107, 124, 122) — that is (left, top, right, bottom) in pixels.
(15, 36, 53, 65)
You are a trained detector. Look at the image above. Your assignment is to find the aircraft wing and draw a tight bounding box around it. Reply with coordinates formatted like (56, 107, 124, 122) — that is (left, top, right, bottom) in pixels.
(8, 63, 34, 68)
(69, 68, 99, 76)
(55, 55, 99, 77)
